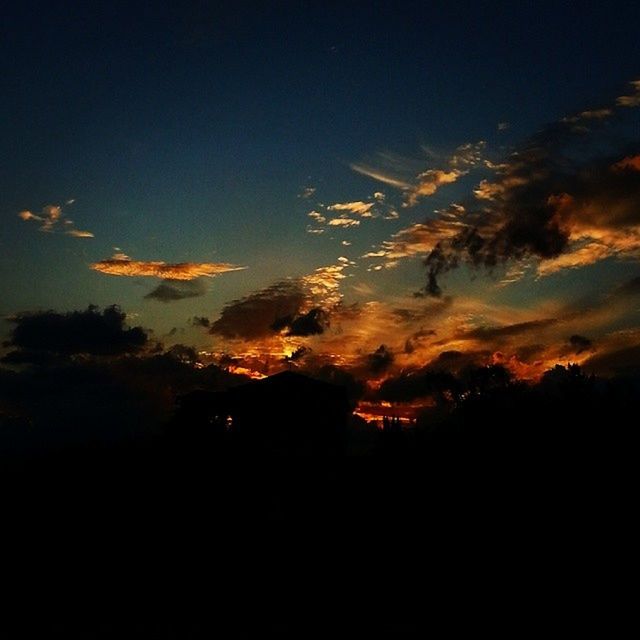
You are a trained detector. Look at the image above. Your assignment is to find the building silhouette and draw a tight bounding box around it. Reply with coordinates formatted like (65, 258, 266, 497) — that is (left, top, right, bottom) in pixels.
(173, 371, 350, 454)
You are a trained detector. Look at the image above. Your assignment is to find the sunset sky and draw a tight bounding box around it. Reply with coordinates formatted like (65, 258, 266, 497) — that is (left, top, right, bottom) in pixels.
(2, 1, 640, 386)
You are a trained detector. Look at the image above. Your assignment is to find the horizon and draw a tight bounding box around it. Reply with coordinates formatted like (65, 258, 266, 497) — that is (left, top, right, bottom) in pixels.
(2, 1, 640, 426)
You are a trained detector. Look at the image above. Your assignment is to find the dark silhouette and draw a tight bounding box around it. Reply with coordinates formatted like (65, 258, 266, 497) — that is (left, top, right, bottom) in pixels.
(1, 347, 636, 634)
(172, 371, 349, 454)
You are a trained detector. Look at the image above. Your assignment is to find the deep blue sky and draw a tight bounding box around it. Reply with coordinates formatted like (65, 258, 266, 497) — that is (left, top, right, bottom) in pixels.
(2, 1, 639, 376)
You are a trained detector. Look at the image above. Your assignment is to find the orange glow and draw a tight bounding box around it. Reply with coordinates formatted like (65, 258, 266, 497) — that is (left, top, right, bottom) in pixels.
(612, 155, 640, 172)
(227, 365, 267, 380)
(356, 399, 435, 422)
(91, 254, 246, 280)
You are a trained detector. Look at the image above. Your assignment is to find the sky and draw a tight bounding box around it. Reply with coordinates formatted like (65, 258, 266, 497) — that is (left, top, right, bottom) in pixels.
(2, 1, 640, 393)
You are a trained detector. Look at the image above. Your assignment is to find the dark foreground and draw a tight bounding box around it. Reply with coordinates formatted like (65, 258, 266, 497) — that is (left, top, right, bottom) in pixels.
(1, 364, 636, 635)
(1, 428, 631, 637)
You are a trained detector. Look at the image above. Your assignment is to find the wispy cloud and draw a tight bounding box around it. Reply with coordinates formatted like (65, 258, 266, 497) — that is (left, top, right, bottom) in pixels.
(361, 205, 468, 269)
(562, 108, 613, 124)
(351, 141, 486, 207)
(354, 80, 640, 294)
(208, 261, 350, 342)
(66, 229, 95, 238)
(18, 201, 94, 238)
(404, 169, 461, 207)
(90, 252, 246, 280)
(299, 186, 316, 199)
(616, 79, 640, 107)
(350, 164, 412, 189)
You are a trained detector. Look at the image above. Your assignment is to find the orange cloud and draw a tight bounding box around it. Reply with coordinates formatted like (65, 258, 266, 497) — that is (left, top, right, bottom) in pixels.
(351, 141, 485, 207)
(328, 218, 360, 227)
(536, 242, 615, 277)
(612, 155, 640, 172)
(307, 210, 326, 223)
(404, 169, 461, 207)
(90, 254, 246, 280)
(327, 201, 376, 217)
(373, 218, 466, 262)
(19, 201, 94, 238)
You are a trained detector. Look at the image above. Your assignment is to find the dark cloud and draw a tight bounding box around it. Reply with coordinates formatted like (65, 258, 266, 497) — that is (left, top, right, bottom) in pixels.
(404, 328, 436, 354)
(5, 305, 148, 356)
(166, 343, 199, 364)
(514, 343, 547, 363)
(145, 279, 207, 303)
(568, 334, 593, 354)
(462, 318, 558, 341)
(378, 368, 460, 403)
(378, 359, 511, 404)
(425, 350, 491, 373)
(300, 364, 365, 406)
(367, 344, 394, 374)
(0, 350, 249, 454)
(613, 276, 640, 297)
(272, 307, 329, 337)
(420, 84, 640, 294)
(283, 346, 310, 363)
(210, 280, 306, 340)
(190, 316, 210, 328)
(1, 350, 63, 367)
(583, 344, 640, 377)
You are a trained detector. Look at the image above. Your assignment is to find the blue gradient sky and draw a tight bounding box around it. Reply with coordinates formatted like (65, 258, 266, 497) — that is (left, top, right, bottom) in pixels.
(2, 1, 639, 378)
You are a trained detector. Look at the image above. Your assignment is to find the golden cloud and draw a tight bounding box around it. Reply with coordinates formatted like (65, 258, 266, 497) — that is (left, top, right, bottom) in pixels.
(352, 141, 484, 207)
(90, 254, 246, 280)
(19, 202, 94, 238)
(404, 169, 461, 207)
(327, 201, 376, 217)
(612, 155, 640, 172)
(307, 210, 326, 223)
(328, 218, 360, 227)
(379, 218, 466, 260)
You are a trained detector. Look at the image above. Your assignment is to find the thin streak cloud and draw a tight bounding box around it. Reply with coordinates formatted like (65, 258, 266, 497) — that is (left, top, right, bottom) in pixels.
(90, 253, 246, 280)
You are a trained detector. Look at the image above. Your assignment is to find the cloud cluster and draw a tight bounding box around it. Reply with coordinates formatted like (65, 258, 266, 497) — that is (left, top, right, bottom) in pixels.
(359, 79, 640, 293)
(18, 201, 94, 238)
(210, 280, 306, 339)
(193, 268, 640, 387)
(425, 82, 640, 294)
(305, 193, 399, 235)
(91, 252, 246, 280)
(207, 262, 348, 345)
(351, 141, 486, 207)
(272, 307, 329, 337)
(4, 305, 148, 357)
(327, 201, 375, 217)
